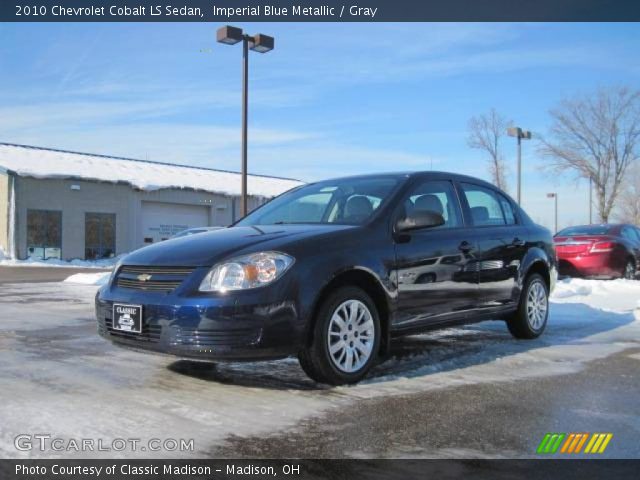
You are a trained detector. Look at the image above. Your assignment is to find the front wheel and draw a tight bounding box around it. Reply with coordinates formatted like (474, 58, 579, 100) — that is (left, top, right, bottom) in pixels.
(507, 273, 549, 339)
(299, 286, 380, 385)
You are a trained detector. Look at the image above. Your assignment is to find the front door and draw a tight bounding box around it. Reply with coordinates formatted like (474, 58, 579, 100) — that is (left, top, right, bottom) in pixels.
(394, 179, 479, 328)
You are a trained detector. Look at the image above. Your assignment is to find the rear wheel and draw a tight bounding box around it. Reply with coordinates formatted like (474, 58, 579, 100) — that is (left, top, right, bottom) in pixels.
(298, 286, 380, 385)
(623, 259, 636, 280)
(507, 273, 549, 339)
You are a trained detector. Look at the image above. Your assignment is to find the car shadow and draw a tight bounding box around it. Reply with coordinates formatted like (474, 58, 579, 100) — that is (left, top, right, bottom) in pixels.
(166, 302, 636, 391)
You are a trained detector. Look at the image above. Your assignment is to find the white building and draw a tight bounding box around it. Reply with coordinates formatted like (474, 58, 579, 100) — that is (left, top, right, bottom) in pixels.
(0, 143, 302, 261)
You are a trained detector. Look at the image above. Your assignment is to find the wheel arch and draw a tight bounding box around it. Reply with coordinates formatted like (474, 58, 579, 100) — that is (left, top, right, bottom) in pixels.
(519, 246, 552, 293)
(305, 267, 392, 356)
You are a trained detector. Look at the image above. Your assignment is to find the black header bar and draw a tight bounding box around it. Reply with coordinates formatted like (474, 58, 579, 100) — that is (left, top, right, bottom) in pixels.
(2, 0, 640, 22)
(1, 459, 640, 480)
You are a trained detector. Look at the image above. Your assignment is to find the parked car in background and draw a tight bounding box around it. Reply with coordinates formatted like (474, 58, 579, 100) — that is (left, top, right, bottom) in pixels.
(97, 172, 557, 385)
(554, 224, 640, 279)
(172, 226, 224, 239)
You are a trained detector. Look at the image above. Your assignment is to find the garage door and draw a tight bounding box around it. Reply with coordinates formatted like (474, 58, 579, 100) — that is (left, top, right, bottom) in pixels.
(140, 201, 210, 245)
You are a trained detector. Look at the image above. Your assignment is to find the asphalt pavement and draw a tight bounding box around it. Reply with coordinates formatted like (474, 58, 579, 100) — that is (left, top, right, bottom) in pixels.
(0, 268, 638, 459)
(216, 346, 640, 458)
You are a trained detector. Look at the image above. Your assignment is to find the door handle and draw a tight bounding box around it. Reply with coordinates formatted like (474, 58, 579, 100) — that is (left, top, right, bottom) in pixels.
(458, 241, 473, 253)
(511, 237, 526, 247)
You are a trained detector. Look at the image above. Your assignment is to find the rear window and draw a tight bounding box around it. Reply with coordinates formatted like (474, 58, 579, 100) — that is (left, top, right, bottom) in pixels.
(556, 225, 612, 236)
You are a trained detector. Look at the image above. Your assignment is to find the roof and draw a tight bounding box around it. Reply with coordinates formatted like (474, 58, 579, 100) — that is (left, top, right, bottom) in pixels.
(0, 142, 303, 198)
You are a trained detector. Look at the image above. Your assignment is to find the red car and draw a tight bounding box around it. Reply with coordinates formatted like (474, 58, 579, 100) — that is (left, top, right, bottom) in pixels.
(554, 224, 640, 279)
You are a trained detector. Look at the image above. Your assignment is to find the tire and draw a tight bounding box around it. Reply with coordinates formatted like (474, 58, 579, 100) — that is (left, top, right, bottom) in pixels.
(507, 273, 549, 339)
(623, 259, 636, 280)
(298, 286, 381, 385)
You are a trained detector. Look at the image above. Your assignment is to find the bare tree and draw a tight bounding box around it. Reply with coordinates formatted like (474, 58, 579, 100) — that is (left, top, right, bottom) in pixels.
(467, 109, 511, 191)
(539, 86, 640, 222)
(615, 163, 640, 224)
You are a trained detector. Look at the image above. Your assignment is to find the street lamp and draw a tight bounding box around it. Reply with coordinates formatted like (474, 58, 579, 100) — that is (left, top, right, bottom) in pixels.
(588, 176, 593, 224)
(507, 127, 532, 205)
(217, 25, 274, 217)
(547, 192, 558, 234)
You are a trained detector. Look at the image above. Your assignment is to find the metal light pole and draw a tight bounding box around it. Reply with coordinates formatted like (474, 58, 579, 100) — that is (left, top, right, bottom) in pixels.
(507, 127, 532, 205)
(217, 25, 274, 218)
(588, 176, 593, 224)
(547, 192, 558, 234)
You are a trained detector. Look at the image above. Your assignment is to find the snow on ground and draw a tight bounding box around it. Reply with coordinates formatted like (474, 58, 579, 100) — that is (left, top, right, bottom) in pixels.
(552, 277, 640, 311)
(0, 246, 5, 260)
(0, 255, 120, 268)
(0, 143, 302, 198)
(0, 277, 638, 458)
(63, 272, 111, 286)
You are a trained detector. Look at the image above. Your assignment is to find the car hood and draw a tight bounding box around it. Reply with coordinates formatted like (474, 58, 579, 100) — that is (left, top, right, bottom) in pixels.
(122, 224, 355, 266)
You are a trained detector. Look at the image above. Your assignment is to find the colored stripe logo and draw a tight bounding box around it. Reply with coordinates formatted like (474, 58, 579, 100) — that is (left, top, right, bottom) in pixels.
(537, 433, 613, 454)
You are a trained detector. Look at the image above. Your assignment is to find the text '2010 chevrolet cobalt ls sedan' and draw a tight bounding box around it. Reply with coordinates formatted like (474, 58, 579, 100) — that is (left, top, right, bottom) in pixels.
(96, 172, 557, 385)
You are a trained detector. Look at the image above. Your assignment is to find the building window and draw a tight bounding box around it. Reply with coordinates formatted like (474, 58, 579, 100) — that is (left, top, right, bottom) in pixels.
(27, 209, 62, 260)
(85, 213, 116, 260)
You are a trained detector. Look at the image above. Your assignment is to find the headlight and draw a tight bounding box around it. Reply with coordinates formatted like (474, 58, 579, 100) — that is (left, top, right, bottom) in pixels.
(108, 259, 123, 284)
(199, 251, 294, 292)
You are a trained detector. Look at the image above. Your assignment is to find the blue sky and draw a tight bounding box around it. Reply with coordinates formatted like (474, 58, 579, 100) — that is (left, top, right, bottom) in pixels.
(1, 22, 639, 230)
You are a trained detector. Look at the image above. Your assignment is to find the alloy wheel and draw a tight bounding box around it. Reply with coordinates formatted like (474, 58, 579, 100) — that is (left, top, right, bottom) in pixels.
(327, 299, 375, 373)
(526, 280, 548, 331)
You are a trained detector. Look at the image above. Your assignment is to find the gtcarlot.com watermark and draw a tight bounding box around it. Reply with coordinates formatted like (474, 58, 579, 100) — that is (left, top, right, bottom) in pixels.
(15, 434, 194, 453)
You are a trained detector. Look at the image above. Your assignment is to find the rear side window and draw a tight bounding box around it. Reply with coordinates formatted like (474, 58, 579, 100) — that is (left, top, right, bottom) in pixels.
(498, 194, 517, 225)
(622, 226, 640, 242)
(460, 183, 507, 226)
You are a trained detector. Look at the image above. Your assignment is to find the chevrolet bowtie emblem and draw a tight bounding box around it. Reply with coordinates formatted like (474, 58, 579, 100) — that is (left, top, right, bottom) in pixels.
(137, 274, 152, 282)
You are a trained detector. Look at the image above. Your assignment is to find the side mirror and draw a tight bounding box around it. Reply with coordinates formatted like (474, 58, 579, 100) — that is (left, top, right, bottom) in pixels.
(396, 210, 445, 232)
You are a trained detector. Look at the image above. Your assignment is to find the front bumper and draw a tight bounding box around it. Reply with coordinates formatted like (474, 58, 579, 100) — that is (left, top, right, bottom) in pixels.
(95, 276, 303, 361)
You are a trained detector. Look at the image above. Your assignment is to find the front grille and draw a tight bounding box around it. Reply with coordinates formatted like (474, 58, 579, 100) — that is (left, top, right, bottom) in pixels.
(100, 317, 261, 348)
(116, 265, 196, 292)
(173, 327, 261, 347)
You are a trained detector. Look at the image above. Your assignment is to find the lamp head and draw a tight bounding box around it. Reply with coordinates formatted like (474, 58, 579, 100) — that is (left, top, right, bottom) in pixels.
(250, 34, 274, 53)
(217, 25, 244, 45)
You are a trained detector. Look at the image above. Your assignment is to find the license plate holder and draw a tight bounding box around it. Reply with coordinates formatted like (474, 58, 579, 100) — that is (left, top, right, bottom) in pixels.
(112, 304, 143, 333)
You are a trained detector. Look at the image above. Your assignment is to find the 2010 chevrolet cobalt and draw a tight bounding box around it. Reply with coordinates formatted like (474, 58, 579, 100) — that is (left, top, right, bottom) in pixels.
(96, 172, 557, 385)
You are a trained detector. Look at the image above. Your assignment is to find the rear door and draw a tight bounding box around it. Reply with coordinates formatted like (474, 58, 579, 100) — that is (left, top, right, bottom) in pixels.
(393, 178, 479, 327)
(458, 182, 528, 307)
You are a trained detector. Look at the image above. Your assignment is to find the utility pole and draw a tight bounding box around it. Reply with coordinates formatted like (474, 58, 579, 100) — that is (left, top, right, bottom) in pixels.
(589, 175, 593, 225)
(547, 192, 558, 234)
(507, 127, 532, 205)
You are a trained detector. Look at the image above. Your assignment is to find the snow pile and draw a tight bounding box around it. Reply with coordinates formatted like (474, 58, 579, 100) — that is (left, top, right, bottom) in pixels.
(552, 278, 592, 298)
(0, 143, 302, 198)
(0, 255, 121, 269)
(63, 272, 111, 286)
(552, 277, 640, 312)
(0, 246, 5, 260)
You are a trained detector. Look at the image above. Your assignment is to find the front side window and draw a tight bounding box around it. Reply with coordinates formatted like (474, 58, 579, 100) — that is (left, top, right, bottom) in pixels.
(85, 213, 116, 260)
(401, 180, 462, 229)
(461, 183, 508, 226)
(27, 209, 62, 260)
(236, 177, 401, 226)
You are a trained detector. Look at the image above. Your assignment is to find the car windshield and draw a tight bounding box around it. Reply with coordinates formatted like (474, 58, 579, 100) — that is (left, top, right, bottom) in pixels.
(556, 225, 612, 236)
(236, 176, 401, 226)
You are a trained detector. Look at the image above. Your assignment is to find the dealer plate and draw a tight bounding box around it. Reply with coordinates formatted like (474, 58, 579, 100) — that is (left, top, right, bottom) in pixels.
(112, 304, 143, 333)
